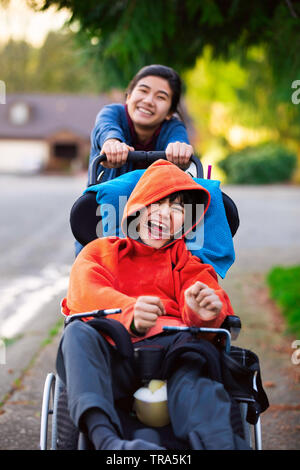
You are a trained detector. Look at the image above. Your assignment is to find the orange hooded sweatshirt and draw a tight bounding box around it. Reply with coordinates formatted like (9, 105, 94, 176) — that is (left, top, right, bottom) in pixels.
(61, 160, 234, 342)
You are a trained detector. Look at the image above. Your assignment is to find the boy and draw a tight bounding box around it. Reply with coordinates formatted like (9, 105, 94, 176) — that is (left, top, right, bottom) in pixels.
(57, 160, 238, 450)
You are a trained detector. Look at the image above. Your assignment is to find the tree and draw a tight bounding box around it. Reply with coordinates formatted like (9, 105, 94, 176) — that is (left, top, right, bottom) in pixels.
(34, 30, 100, 92)
(27, 0, 300, 90)
(0, 31, 101, 93)
(185, 44, 300, 146)
(0, 39, 36, 92)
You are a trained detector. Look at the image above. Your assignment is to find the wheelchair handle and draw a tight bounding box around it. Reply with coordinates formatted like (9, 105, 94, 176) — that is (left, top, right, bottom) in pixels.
(89, 151, 203, 185)
(100, 150, 166, 164)
(89, 151, 164, 185)
(64, 308, 121, 325)
(163, 326, 232, 354)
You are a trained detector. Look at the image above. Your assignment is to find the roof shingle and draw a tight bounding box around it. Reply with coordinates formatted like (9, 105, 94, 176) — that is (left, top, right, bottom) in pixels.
(0, 93, 111, 139)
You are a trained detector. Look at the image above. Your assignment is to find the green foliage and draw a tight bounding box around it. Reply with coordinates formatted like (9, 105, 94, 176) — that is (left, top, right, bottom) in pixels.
(0, 31, 101, 93)
(185, 46, 248, 104)
(24, 0, 300, 147)
(265, 3, 300, 103)
(0, 40, 34, 92)
(28, 0, 296, 89)
(218, 143, 297, 184)
(185, 44, 300, 146)
(267, 266, 300, 337)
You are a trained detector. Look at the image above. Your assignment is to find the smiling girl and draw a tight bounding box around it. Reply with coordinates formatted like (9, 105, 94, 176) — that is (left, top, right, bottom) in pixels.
(89, 64, 194, 182)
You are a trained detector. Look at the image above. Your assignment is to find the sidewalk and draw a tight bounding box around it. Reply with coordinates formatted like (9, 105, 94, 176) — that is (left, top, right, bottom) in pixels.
(0, 333, 60, 450)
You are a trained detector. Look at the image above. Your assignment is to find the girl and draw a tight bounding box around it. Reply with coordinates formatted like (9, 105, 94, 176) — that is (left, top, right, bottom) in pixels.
(89, 64, 194, 182)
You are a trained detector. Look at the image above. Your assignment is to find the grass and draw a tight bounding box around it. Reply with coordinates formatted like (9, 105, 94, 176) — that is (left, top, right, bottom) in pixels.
(266, 265, 300, 337)
(41, 318, 64, 347)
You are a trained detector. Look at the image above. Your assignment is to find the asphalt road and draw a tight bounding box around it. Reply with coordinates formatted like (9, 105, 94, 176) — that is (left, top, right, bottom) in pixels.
(0, 172, 87, 400)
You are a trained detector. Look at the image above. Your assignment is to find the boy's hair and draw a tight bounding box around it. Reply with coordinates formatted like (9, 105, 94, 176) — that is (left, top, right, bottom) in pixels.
(156, 190, 203, 237)
(167, 190, 196, 206)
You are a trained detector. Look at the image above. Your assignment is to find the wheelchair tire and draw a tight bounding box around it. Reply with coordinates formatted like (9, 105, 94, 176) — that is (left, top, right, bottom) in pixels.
(55, 377, 79, 450)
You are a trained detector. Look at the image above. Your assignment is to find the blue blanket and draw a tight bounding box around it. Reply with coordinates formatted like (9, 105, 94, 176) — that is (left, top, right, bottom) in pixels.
(84, 170, 235, 278)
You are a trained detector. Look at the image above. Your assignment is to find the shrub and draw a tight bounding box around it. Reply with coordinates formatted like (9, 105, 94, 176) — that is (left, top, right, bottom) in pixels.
(218, 142, 297, 184)
(267, 265, 300, 337)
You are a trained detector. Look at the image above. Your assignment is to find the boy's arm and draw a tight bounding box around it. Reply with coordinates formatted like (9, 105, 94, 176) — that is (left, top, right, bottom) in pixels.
(62, 242, 137, 332)
(178, 259, 234, 328)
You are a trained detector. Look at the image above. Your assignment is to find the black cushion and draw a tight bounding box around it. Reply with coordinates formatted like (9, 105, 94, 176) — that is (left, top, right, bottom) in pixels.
(70, 192, 102, 246)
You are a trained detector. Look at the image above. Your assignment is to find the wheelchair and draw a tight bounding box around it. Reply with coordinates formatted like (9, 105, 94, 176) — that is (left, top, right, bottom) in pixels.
(40, 152, 268, 450)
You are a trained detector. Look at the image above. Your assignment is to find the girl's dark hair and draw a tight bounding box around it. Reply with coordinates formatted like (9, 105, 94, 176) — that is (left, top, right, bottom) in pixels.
(126, 64, 183, 118)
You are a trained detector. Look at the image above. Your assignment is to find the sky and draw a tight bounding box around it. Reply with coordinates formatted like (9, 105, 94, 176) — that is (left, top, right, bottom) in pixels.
(0, 0, 71, 47)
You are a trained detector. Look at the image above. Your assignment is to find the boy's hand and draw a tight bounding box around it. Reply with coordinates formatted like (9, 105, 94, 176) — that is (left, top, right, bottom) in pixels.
(184, 281, 222, 321)
(101, 139, 134, 168)
(133, 296, 166, 334)
(165, 142, 193, 169)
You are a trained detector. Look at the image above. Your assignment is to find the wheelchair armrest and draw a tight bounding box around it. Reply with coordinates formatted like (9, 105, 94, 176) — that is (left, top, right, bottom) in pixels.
(64, 308, 121, 326)
(220, 315, 241, 341)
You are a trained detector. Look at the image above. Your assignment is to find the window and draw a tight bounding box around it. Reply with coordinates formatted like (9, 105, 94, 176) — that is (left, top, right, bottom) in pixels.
(9, 102, 30, 125)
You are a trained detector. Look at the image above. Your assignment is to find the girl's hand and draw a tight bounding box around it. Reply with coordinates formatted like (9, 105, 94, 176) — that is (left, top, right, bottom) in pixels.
(184, 281, 222, 321)
(165, 142, 193, 169)
(101, 139, 134, 168)
(133, 296, 166, 334)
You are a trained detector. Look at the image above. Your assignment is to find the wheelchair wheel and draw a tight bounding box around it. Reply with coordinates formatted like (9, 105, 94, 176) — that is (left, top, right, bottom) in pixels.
(40, 373, 80, 450)
(239, 402, 262, 450)
(40, 373, 56, 450)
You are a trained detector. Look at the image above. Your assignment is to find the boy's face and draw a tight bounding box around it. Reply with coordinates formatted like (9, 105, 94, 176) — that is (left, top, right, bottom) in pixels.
(138, 196, 185, 249)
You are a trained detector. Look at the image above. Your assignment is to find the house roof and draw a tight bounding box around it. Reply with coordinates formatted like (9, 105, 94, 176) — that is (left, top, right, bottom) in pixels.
(0, 93, 112, 140)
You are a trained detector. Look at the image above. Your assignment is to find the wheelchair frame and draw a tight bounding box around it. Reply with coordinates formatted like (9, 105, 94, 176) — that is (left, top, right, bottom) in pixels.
(40, 323, 263, 450)
(40, 152, 262, 450)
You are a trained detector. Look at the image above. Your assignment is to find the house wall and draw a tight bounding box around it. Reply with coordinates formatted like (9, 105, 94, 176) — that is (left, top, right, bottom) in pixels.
(0, 139, 49, 173)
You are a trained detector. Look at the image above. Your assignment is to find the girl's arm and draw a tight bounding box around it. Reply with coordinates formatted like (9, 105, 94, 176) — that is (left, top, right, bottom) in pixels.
(165, 141, 194, 169)
(89, 104, 132, 169)
(100, 139, 134, 168)
(160, 119, 194, 169)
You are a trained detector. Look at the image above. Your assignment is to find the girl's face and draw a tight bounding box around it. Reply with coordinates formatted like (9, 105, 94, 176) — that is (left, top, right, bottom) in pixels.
(126, 75, 173, 130)
(137, 196, 185, 249)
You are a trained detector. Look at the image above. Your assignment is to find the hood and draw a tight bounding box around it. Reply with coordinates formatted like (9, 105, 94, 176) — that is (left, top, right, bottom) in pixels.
(121, 159, 211, 241)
